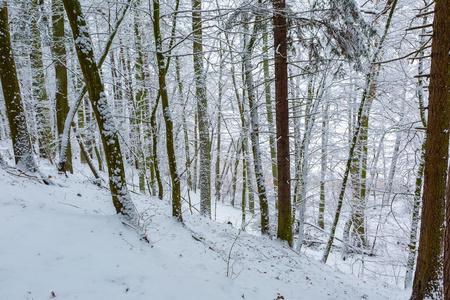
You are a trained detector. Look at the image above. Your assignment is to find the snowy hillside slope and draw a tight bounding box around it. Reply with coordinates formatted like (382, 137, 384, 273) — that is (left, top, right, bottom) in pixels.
(0, 165, 406, 300)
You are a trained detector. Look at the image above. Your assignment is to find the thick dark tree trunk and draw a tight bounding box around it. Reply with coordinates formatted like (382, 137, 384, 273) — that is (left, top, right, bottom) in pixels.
(413, 1, 450, 298)
(274, 0, 292, 246)
(0, 3, 36, 172)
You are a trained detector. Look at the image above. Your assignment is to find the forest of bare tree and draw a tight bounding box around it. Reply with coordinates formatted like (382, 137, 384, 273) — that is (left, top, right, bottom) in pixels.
(0, 0, 449, 298)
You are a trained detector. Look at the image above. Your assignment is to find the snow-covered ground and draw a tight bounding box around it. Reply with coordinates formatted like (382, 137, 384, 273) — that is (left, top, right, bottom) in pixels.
(0, 163, 407, 300)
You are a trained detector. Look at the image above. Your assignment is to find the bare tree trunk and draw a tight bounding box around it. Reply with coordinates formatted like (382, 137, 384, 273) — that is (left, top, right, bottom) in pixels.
(192, 0, 211, 217)
(404, 13, 428, 288)
(176, 56, 193, 190)
(318, 102, 329, 229)
(262, 26, 278, 208)
(414, 0, 450, 297)
(404, 140, 425, 289)
(242, 13, 269, 234)
(153, 0, 182, 221)
(31, 0, 52, 161)
(150, 97, 164, 200)
(381, 131, 401, 206)
(215, 48, 223, 205)
(0, 2, 37, 172)
(52, 0, 73, 173)
(133, 0, 148, 193)
(62, 0, 137, 223)
(273, 0, 292, 246)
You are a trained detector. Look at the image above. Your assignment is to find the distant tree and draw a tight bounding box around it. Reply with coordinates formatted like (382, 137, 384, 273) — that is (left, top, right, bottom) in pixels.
(31, 0, 53, 161)
(62, 0, 137, 223)
(0, 1, 37, 172)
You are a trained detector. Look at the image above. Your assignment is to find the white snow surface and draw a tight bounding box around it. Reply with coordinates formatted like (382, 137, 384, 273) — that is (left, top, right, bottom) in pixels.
(0, 165, 407, 300)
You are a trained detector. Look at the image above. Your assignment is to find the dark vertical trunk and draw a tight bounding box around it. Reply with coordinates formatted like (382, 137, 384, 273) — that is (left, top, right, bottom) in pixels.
(0, 3, 36, 171)
(153, 0, 182, 221)
(274, 0, 292, 246)
(52, 0, 73, 173)
(413, 0, 450, 298)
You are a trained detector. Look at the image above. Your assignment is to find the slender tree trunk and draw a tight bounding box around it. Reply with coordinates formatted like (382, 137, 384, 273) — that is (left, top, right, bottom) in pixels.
(404, 140, 425, 289)
(214, 48, 223, 205)
(318, 102, 329, 229)
(153, 0, 182, 221)
(134, 0, 147, 193)
(292, 74, 302, 231)
(62, 0, 137, 223)
(192, 0, 211, 217)
(262, 26, 278, 207)
(405, 13, 428, 288)
(176, 56, 193, 190)
(348, 62, 378, 250)
(0, 2, 37, 172)
(52, 0, 73, 173)
(296, 87, 321, 251)
(73, 126, 101, 181)
(192, 113, 199, 192)
(381, 131, 401, 206)
(242, 14, 269, 234)
(231, 139, 242, 208)
(31, 0, 52, 160)
(242, 154, 247, 228)
(215, 94, 222, 205)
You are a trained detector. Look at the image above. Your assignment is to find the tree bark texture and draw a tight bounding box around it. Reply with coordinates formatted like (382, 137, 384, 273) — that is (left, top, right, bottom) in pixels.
(274, 0, 292, 246)
(62, 0, 137, 223)
(242, 12, 269, 235)
(0, 3, 36, 171)
(413, 1, 450, 298)
(153, 0, 182, 221)
(192, 0, 211, 217)
(52, 0, 73, 173)
(424, 0, 450, 298)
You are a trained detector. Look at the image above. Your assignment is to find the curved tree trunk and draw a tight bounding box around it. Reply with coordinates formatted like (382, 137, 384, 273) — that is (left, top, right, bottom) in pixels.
(152, 0, 182, 221)
(57, 0, 131, 173)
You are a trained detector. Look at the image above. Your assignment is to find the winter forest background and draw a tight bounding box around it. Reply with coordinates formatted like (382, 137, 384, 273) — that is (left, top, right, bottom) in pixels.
(0, 0, 448, 298)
